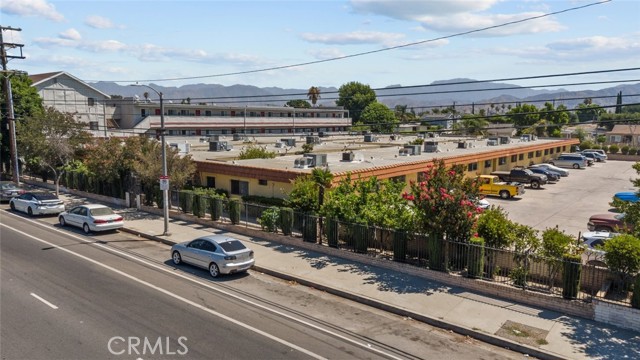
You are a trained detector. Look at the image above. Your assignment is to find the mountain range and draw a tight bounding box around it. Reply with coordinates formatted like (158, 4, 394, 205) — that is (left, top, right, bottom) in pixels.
(91, 79, 640, 112)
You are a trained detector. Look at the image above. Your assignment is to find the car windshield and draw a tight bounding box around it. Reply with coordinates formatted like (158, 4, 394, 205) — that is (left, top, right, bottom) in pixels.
(90, 207, 115, 216)
(33, 193, 59, 200)
(1, 183, 17, 190)
(614, 214, 626, 221)
(218, 240, 247, 252)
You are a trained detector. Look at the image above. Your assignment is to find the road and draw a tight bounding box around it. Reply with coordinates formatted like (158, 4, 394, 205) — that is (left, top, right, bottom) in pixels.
(1, 209, 519, 360)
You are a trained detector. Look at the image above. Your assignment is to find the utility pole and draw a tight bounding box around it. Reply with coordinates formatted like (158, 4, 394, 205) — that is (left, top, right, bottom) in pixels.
(1, 26, 25, 184)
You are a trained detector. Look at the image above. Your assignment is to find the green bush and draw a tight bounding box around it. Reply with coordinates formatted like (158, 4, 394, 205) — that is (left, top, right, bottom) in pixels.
(242, 195, 286, 207)
(393, 231, 408, 261)
(210, 197, 223, 221)
(510, 266, 528, 287)
(621, 145, 630, 155)
(601, 145, 609, 153)
(229, 199, 242, 225)
(192, 194, 206, 218)
(467, 237, 485, 279)
(302, 213, 318, 242)
(604, 234, 640, 282)
(279, 207, 294, 235)
(325, 218, 339, 247)
(632, 276, 640, 309)
(179, 190, 194, 213)
(609, 144, 620, 154)
(562, 253, 582, 299)
(629, 148, 638, 156)
(258, 206, 279, 233)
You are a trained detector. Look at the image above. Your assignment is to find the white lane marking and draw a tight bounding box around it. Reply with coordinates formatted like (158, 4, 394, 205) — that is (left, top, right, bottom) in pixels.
(3, 213, 404, 360)
(2, 223, 326, 360)
(30, 292, 59, 309)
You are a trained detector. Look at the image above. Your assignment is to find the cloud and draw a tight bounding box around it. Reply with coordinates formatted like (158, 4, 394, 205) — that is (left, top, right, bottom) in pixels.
(420, 12, 564, 36)
(59, 28, 81, 41)
(350, 0, 498, 20)
(85, 15, 123, 29)
(0, 0, 64, 22)
(301, 31, 406, 47)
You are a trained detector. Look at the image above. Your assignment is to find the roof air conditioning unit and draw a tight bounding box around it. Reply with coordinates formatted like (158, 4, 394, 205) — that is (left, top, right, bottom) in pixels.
(342, 152, 355, 162)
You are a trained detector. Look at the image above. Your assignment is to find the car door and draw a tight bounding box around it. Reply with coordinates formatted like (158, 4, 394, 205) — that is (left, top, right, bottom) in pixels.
(182, 240, 205, 267)
(15, 193, 31, 212)
(193, 240, 218, 268)
(66, 206, 84, 227)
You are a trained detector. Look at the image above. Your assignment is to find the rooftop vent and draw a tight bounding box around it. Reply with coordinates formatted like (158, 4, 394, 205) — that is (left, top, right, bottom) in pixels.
(209, 141, 232, 152)
(293, 153, 328, 169)
(342, 152, 355, 162)
(281, 138, 296, 147)
(423, 141, 440, 153)
(364, 134, 378, 142)
(306, 136, 321, 145)
(403, 144, 422, 155)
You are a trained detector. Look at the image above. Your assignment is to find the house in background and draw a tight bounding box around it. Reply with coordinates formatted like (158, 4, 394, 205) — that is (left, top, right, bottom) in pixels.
(606, 124, 640, 147)
(29, 71, 115, 137)
(421, 113, 461, 130)
(485, 123, 516, 137)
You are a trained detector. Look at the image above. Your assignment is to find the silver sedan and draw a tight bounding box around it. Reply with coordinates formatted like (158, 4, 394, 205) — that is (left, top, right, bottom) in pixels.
(59, 204, 124, 234)
(171, 235, 255, 278)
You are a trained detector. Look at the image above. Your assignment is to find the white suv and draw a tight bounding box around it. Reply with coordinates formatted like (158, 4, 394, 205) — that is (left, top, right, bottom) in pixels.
(548, 154, 588, 169)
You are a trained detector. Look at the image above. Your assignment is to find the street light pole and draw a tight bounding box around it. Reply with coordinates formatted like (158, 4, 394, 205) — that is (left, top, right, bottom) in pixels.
(131, 84, 169, 236)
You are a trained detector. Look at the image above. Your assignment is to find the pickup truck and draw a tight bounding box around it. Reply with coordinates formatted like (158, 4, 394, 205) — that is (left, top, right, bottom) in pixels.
(477, 175, 525, 199)
(490, 167, 547, 189)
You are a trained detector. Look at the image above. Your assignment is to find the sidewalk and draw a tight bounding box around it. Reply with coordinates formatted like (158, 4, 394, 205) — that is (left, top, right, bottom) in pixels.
(114, 210, 639, 360)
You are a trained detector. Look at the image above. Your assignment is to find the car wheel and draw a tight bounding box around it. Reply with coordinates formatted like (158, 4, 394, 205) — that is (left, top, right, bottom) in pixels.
(59, 216, 66, 227)
(531, 181, 540, 189)
(27, 207, 33, 216)
(83, 223, 91, 234)
(9, 202, 15, 211)
(499, 190, 510, 199)
(209, 262, 220, 278)
(573, 163, 580, 169)
(172, 251, 182, 265)
(594, 226, 613, 232)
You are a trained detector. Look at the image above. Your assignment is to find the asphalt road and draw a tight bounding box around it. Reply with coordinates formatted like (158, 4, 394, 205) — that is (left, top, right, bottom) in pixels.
(484, 160, 637, 237)
(1, 210, 520, 360)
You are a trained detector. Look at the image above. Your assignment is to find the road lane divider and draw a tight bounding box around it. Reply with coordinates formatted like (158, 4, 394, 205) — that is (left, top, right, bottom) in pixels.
(30, 292, 59, 309)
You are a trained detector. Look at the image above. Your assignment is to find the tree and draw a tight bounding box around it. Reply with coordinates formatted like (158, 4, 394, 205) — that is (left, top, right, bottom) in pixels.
(360, 102, 397, 133)
(285, 99, 311, 108)
(394, 105, 417, 123)
(541, 227, 574, 289)
(238, 144, 277, 159)
(540, 102, 570, 137)
(615, 91, 622, 114)
(307, 86, 321, 107)
(16, 107, 91, 195)
(604, 234, 640, 284)
(575, 100, 605, 123)
(611, 162, 640, 238)
(457, 115, 488, 136)
(1, 74, 44, 174)
(311, 167, 333, 243)
(405, 159, 481, 243)
(285, 175, 319, 213)
(510, 224, 540, 287)
(476, 207, 515, 249)
(335, 81, 377, 123)
(507, 104, 539, 133)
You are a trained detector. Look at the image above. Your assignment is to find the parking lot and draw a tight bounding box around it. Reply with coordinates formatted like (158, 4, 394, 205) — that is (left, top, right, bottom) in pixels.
(487, 160, 638, 238)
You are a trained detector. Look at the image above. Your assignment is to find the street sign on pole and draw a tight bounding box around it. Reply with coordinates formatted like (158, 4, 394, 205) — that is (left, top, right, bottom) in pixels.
(160, 175, 169, 190)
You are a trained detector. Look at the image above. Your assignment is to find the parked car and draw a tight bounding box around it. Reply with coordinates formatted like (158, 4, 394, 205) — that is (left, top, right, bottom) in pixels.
(527, 167, 560, 182)
(59, 204, 124, 234)
(580, 231, 619, 267)
(587, 213, 632, 232)
(613, 191, 639, 203)
(0, 181, 26, 202)
(490, 167, 547, 189)
(582, 151, 607, 162)
(582, 149, 608, 161)
(477, 175, 525, 199)
(528, 163, 570, 177)
(171, 235, 255, 278)
(9, 192, 65, 216)
(547, 154, 588, 169)
(580, 152, 600, 164)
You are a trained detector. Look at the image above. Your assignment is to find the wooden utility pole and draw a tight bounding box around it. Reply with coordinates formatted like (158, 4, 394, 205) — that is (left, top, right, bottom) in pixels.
(1, 26, 25, 183)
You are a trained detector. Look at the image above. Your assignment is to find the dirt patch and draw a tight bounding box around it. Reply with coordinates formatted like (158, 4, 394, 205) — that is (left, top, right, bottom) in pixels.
(495, 320, 549, 348)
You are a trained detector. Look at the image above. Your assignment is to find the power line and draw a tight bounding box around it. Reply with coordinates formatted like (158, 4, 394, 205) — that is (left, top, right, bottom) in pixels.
(82, 0, 613, 84)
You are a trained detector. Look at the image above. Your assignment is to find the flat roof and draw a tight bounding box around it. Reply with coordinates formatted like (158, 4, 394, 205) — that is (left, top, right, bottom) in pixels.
(171, 133, 574, 175)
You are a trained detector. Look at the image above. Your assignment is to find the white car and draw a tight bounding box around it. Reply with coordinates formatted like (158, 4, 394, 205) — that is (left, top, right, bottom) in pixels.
(59, 204, 124, 234)
(580, 231, 619, 267)
(9, 192, 65, 216)
(529, 163, 570, 177)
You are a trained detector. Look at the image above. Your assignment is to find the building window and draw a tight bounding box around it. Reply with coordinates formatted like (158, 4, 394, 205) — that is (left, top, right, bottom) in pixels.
(231, 180, 249, 196)
(544, 149, 549, 155)
(484, 160, 492, 168)
(87, 97, 95, 106)
(89, 121, 99, 130)
(258, 179, 268, 186)
(528, 152, 534, 159)
(519, 154, 524, 161)
(391, 175, 406, 183)
(550, 148, 554, 154)
(499, 157, 507, 165)
(536, 150, 542, 157)
(467, 162, 478, 171)
(557, 147, 561, 153)
(206, 177, 215, 188)
(511, 155, 517, 163)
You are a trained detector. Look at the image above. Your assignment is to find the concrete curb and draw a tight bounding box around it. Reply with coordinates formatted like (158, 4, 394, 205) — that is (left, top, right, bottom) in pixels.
(123, 226, 565, 360)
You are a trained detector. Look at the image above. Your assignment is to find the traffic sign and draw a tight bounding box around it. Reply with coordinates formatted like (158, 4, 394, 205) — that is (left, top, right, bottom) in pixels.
(160, 176, 169, 190)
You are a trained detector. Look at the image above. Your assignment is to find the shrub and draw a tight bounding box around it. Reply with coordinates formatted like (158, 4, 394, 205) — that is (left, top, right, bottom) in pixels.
(579, 140, 594, 151)
(609, 144, 620, 154)
(562, 253, 582, 299)
(210, 197, 223, 221)
(179, 190, 194, 213)
(302, 143, 314, 153)
(192, 194, 205, 218)
(258, 206, 280, 233)
(279, 207, 294, 235)
(629, 148, 638, 156)
(604, 234, 640, 282)
(467, 237, 485, 279)
(510, 266, 528, 287)
(229, 199, 242, 225)
(242, 195, 286, 207)
(601, 145, 609, 153)
(302, 213, 318, 242)
(621, 145, 630, 155)
(238, 144, 277, 159)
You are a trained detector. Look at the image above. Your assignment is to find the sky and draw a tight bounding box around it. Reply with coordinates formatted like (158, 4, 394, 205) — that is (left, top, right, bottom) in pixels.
(1, 0, 639, 91)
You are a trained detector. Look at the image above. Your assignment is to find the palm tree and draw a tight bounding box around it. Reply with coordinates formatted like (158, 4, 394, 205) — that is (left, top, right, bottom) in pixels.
(307, 86, 321, 107)
(311, 167, 333, 244)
